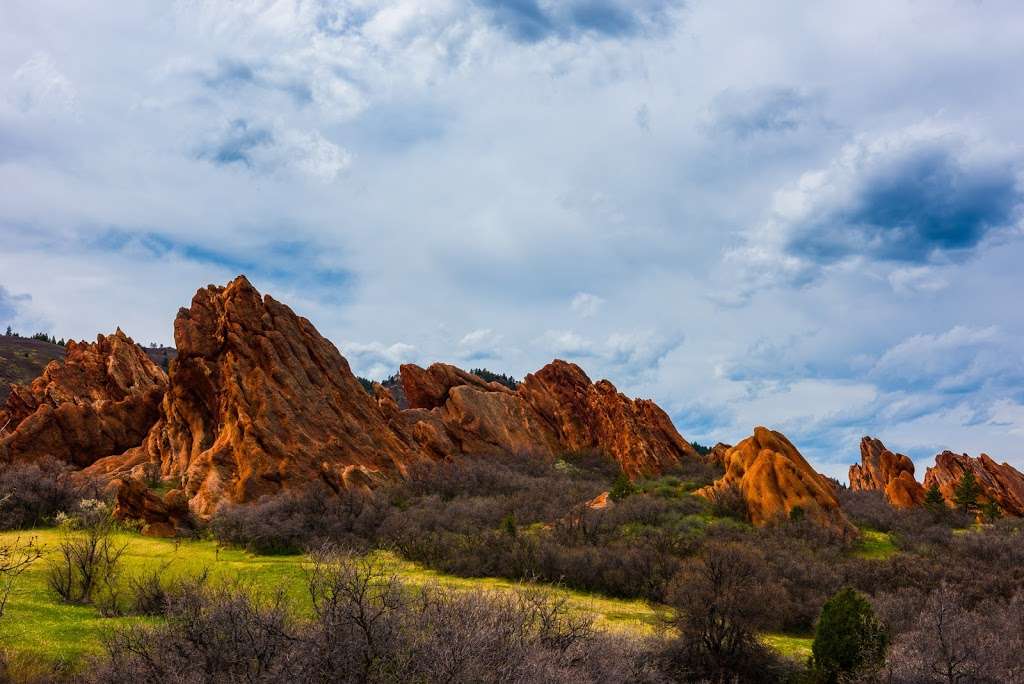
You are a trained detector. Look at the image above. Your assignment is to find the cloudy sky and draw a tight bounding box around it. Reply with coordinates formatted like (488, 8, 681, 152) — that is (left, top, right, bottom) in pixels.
(2, 0, 1024, 478)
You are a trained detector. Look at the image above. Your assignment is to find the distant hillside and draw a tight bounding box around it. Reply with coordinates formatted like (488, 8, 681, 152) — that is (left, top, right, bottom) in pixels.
(0, 335, 66, 403)
(143, 346, 177, 371)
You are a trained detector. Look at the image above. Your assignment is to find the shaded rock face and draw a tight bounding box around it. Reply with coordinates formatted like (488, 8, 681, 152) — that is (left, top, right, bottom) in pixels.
(849, 436, 925, 509)
(0, 330, 166, 467)
(398, 359, 698, 478)
(115, 276, 422, 518)
(697, 427, 855, 535)
(923, 451, 1024, 516)
(112, 478, 191, 538)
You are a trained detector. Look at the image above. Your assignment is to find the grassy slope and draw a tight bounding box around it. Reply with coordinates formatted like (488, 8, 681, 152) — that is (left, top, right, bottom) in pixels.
(0, 529, 814, 668)
(853, 529, 898, 560)
(0, 529, 670, 666)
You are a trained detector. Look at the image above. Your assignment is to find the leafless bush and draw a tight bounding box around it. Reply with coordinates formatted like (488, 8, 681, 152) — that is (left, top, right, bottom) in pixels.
(707, 482, 749, 521)
(885, 584, 1024, 683)
(0, 535, 42, 621)
(0, 458, 81, 529)
(46, 500, 127, 607)
(662, 541, 793, 682)
(89, 578, 296, 684)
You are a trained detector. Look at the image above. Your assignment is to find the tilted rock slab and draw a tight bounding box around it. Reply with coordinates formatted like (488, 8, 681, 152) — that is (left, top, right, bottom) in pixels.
(849, 436, 925, 509)
(923, 451, 1024, 517)
(398, 358, 699, 479)
(0, 330, 166, 467)
(94, 276, 425, 519)
(697, 427, 855, 535)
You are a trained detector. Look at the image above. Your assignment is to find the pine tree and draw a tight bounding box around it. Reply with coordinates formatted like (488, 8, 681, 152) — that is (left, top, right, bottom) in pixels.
(812, 587, 889, 683)
(953, 470, 982, 513)
(609, 472, 636, 501)
(980, 500, 1001, 523)
(923, 483, 945, 512)
(3, 326, 10, 336)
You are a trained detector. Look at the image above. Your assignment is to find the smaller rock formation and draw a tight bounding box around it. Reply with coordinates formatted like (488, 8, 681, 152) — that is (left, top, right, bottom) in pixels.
(849, 436, 925, 508)
(398, 359, 699, 478)
(112, 478, 192, 538)
(706, 442, 733, 469)
(923, 451, 1024, 516)
(0, 330, 166, 467)
(697, 427, 855, 535)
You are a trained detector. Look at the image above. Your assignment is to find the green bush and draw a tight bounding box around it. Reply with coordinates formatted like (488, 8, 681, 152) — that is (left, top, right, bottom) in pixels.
(810, 587, 888, 682)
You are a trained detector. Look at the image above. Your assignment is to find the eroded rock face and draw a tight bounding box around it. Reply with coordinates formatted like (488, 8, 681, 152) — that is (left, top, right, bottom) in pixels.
(398, 359, 698, 478)
(92, 276, 421, 519)
(112, 478, 191, 538)
(0, 330, 166, 467)
(849, 436, 925, 509)
(923, 451, 1024, 516)
(696, 427, 855, 535)
(518, 361, 698, 478)
(73, 277, 700, 529)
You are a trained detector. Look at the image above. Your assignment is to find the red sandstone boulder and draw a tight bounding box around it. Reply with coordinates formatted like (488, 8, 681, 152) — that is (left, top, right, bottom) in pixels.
(696, 427, 855, 535)
(0, 330, 166, 467)
(923, 451, 1024, 516)
(848, 436, 925, 509)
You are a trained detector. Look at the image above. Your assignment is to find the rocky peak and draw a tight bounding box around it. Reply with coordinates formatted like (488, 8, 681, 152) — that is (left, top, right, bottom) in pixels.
(697, 427, 855, 535)
(848, 436, 924, 508)
(0, 329, 166, 467)
(138, 275, 423, 517)
(517, 360, 698, 478)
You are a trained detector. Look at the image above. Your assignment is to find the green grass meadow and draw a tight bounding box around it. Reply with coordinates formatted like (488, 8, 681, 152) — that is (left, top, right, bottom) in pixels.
(1, 529, 693, 671)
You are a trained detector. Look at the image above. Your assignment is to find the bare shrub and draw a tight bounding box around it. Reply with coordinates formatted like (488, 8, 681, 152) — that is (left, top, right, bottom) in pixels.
(46, 500, 127, 607)
(89, 578, 295, 684)
(0, 535, 41, 621)
(661, 541, 793, 682)
(885, 583, 1024, 683)
(0, 458, 81, 529)
(707, 482, 749, 521)
(211, 485, 380, 555)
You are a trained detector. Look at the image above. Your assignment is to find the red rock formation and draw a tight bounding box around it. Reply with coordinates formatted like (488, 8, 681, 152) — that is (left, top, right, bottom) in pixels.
(98, 276, 424, 518)
(923, 451, 1024, 516)
(398, 359, 699, 478)
(707, 442, 732, 469)
(66, 277, 700, 529)
(696, 427, 855, 535)
(849, 436, 925, 509)
(518, 361, 698, 477)
(0, 330, 166, 467)
(112, 478, 191, 538)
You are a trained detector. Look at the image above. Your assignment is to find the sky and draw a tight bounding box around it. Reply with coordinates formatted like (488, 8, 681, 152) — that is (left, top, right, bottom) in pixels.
(2, 0, 1024, 480)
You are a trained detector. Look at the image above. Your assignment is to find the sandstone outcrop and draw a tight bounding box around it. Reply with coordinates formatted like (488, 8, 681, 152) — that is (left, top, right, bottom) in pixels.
(696, 427, 855, 535)
(26, 276, 699, 531)
(112, 477, 191, 537)
(397, 358, 699, 478)
(849, 436, 925, 508)
(93, 276, 422, 518)
(0, 330, 166, 467)
(923, 451, 1024, 516)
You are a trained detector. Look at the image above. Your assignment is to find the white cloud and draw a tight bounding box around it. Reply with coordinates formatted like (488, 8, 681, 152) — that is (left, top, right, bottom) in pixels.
(340, 340, 418, 379)
(570, 292, 605, 318)
(457, 328, 503, 360)
(10, 52, 77, 114)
